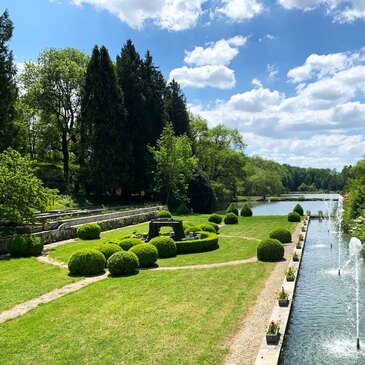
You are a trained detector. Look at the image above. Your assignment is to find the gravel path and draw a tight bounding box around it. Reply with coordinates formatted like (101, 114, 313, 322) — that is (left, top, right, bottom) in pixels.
(223, 222, 302, 365)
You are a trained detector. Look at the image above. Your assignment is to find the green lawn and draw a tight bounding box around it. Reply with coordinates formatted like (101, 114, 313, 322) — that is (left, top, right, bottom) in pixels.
(0, 262, 274, 365)
(0, 257, 80, 312)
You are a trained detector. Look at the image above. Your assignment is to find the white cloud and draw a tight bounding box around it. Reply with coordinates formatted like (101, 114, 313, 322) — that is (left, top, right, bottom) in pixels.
(71, 0, 207, 31)
(217, 0, 264, 21)
(259, 34, 276, 42)
(184, 36, 247, 66)
(266, 64, 279, 82)
(278, 0, 365, 23)
(169, 65, 235, 89)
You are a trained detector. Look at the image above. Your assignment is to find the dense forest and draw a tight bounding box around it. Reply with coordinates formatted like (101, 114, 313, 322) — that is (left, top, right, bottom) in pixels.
(0, 10, 350, 214)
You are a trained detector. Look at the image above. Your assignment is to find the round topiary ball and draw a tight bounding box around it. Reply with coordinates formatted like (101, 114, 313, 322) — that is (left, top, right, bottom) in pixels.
(293, 203, 304, 216)
(68, 249, 106, 276)
(149, 236, 177, 258)
(197, 223, 216, 233)
(156, 210, 172, 218)
(287, 212, 301, 222)
(207, 222, 219, 233)
(76, 223, 101, 240)
(269, 228, 292, 243)
(208, 213, 223, 224)
(7, 234, 44, 257)
(184, 225, 201, 236)
(240, 204, 253, 217)
(96, 243, 122, 262)
(118, 238, 144, 251)
(224, 212, 238, 224)
(107, 251, 139, 276)
(129, 243, 158, 268)
(226, 203, 239, 216)
(182, 221, 194, 231)
(257, 238, 284, 262)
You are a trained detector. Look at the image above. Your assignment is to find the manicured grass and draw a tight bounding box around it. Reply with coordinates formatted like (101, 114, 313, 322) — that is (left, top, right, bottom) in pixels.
(0, 262, 274, 365)
(0, 257, 80, 312)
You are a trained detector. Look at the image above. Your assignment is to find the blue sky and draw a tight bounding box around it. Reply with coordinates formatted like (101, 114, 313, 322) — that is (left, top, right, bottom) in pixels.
(3, 0, 365, 170)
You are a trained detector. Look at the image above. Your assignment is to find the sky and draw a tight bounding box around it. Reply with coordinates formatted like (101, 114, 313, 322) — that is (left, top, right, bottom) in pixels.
(2, 0, 365, 170)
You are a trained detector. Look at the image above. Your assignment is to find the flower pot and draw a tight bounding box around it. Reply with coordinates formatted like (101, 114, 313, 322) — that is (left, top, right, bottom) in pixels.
(278, 298, 289, 307)
(286, 275, 295, 282)
(296, 245, 302, 249)
(266, 330, 280, 345)
(293, 256, 299, 262)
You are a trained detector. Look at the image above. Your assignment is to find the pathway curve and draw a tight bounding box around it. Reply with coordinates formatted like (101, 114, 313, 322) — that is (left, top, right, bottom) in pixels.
(224, 222, 302, 365)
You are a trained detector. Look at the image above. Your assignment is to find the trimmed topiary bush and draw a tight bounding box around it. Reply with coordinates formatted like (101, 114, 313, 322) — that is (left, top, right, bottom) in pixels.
(184, 225, 201, 236)
(176, 202, 190, 215)
(197, 223, 216, 233)
(76, 223, 101, 240)
(207, 222, 219, 233)
(288, 212, 301, 222)
(156, 210, 172, 218)
(118, 238, 144, 251)
(226, 203, 239, 216)
(182, 221, 194, 231)
(257, 238, 284, 261)
(107, 251, 139, 276)
(176, 232, 219, 254)
(269, 228, 292, 243)
(293, 203, 304, 216)
(96, 243, 122, 262)
(224, 212, 238, 224)
(240, 204, 253, 217)
(129, 243, 158, 268)
(7, 234, 44, 257)
(208, 213, 223, 224)
(149, 236, 177, 258)
(68, 249, 106, 276)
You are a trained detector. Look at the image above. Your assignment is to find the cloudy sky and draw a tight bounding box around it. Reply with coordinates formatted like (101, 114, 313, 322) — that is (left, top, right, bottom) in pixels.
(3, 0, 365, 170)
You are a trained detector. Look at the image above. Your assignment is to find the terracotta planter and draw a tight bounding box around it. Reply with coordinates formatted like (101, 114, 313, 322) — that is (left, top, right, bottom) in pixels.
(286, 275, 295, 282)
(293, 255, 299, 262)
(266, 330, 280, 345)
(278, 298, 289, 307)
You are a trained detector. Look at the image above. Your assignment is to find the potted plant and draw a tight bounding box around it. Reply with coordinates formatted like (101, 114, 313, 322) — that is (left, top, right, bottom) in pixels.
(285, 267, 296, 281)
(301, 225, 306, 232)
(277, 287, 289, 307)
(299, 233, 304, 242)
(296, 240, 302, 249)
(293, 251, 299, 262)
(266, 320, 280, 344)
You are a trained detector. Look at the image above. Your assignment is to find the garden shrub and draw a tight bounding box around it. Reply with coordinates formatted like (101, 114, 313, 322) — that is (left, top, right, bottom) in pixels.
(257, 238, 284, 262)
(224, 212, 238, 224)
(197, 223, 216, 233)
(68, 249, 106, 276)
(207, 222, 219, 233)
(182, 221, 194, 231)
(129, 243, 158, 268)
(96, 243, 122, 262)
(269, 228, 292, 243)
(118, 238, 144, 251)
(240, 204, 253, 217)
(76, 223, 101, 240)
(7, 234, 44, 257)
(184, 225, 201, 236)
(176, 202, 190, 215)
(287, 212, 301, 222)
(176, 232, 219, 254)
(293, 203, 304, 216)
(226, 203, 239, 216)
(107, 251, 139, 276)
(208, 213, 223, 224)
(156, 210, 172, 218)
(149, 236, 176, 258)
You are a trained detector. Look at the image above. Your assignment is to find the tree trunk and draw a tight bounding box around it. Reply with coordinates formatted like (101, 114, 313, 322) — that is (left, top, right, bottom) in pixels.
(62, 130, 69, 190)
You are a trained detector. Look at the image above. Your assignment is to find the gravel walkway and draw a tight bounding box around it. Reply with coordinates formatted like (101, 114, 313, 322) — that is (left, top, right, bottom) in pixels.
(224, 222, 302, 365)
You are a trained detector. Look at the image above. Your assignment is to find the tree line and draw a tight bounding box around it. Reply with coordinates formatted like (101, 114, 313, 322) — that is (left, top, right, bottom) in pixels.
(0, 10, 349, 215)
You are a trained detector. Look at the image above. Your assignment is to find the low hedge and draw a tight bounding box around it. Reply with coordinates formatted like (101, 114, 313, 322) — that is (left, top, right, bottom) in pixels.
(7, 234, 44, 257)
(208, 213, 223, 224)
(226, 203, 239, 216)
(257, 238, 284, 262)
(269, 228, 292, 243)
(107, 251, 139, 276)
(176, 232, 219, 254)
(96, 243, 122, 262)
(197, 223, 216, 233)
(68, 249, 106, 276)
(129, 243, 158, 268)
(118, 238, 144, 251)
(77, 223, 101, 240)
(240, 204, 253, 217)
(288, 212, 301, 222)
(149, 236, 177, 258)
(224, 213, 238, 224)
(293, 203, 304, 216)
(156, 210, 172, 218)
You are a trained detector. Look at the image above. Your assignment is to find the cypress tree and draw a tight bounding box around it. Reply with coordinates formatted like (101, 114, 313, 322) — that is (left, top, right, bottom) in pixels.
(165, 79, 190, 137)
(0, 10, 18, 152)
